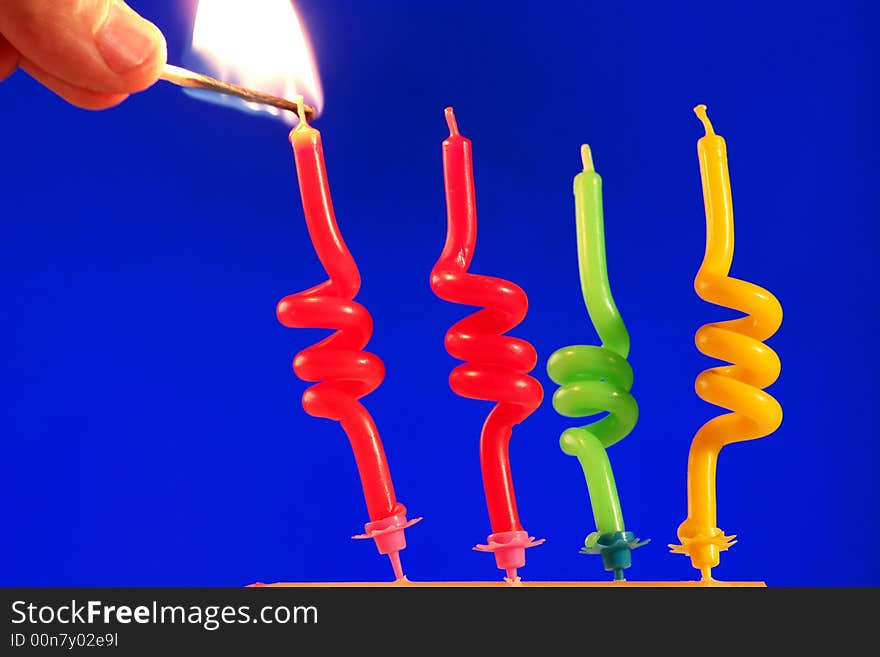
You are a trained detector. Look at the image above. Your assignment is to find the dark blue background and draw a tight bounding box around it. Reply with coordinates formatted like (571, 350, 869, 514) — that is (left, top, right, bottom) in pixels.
(2, 0, 876, 586)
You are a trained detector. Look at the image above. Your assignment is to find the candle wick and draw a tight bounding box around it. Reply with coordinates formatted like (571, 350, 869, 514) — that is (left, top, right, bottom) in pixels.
(445, 107, 460, 136)
(295, 95, 309, 128)
(694, 104, 715, 136)
(580, 144, 595, 172)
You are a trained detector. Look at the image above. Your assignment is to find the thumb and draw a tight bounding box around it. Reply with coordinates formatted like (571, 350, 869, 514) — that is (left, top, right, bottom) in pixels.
(0, 0, 166, 96)
(0, 34, 19, 82)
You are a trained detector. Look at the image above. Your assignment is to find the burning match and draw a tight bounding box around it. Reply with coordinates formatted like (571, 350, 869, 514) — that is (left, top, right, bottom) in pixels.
(159, 63, 317, 121)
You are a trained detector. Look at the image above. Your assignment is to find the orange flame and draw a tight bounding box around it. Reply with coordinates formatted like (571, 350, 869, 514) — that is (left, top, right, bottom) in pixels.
(187, 0, 323, 123)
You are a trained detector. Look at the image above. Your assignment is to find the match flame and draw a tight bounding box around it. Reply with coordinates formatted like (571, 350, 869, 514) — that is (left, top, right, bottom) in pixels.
(186, 0, 323, 123)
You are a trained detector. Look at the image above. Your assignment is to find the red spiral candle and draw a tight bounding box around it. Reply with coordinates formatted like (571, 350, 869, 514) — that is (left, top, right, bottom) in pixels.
(276, 106, 418, 580)
(430, 107, 544, 581)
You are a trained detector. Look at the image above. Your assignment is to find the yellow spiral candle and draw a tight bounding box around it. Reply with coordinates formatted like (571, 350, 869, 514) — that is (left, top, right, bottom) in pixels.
(670, 105, 783, 580)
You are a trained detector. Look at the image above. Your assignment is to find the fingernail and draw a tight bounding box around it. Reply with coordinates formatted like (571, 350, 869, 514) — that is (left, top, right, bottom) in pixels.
(96, 1, 161, 74)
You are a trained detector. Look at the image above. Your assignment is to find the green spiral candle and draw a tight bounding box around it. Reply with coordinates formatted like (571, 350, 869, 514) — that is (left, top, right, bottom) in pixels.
(547, 145, 647, 580)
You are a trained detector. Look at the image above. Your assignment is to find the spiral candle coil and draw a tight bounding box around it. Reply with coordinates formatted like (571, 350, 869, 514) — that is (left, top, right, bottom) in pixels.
(431, 108, 544, 580)
(670, 106, 782, 579)
(547, 145, 645, 581)
(277, 117, 416, 580)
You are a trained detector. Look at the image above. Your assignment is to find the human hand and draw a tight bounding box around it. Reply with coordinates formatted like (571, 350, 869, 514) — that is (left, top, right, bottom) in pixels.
(0, 0, 166, 109)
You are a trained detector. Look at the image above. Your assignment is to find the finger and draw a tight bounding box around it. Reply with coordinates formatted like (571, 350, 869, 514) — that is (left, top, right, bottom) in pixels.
(0, 33, 20, 82)
(21, 58, 129, 110)
(0, 0, 166, 96)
